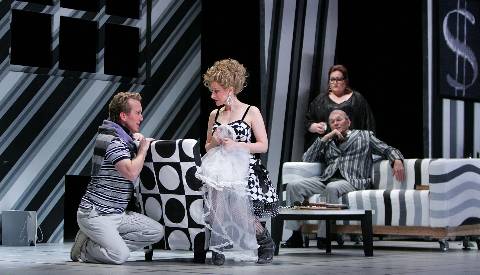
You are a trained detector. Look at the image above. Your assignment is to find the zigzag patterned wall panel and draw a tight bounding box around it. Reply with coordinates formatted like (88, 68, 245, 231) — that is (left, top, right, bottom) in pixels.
(0, 0, 201, 243)
(429, 159, 480, 227)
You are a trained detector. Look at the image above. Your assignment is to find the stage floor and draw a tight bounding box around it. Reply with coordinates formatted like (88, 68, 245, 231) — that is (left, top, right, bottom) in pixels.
(0, 240, 479, 274)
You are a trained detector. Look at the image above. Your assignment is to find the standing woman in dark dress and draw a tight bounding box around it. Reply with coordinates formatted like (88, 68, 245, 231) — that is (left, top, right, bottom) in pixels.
(283, 65, 376, 248)
(305, 64, 375, 144)
(201, 58, 278, 265)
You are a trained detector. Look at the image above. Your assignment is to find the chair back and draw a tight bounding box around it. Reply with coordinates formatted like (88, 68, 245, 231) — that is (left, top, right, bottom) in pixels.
(139, 139, 205, 251)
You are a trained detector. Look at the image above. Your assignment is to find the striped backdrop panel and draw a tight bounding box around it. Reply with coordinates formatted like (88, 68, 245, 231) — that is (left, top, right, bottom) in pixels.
(0, 0, 201, 243)
(429, 158, 480, 227)
(262, 0, 329, 187)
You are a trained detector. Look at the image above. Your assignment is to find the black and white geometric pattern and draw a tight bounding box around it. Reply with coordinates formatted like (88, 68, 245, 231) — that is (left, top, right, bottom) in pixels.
(213, 117, 279, 217)
(139, 139, 205, 252)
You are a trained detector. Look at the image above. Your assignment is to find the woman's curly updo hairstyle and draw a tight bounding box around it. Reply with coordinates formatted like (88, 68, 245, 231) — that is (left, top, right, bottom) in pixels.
(203, 58, 249, 95)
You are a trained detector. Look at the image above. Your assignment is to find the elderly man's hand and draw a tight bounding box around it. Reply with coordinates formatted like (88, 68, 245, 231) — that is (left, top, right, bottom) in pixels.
(321, 129, 344, 142)
(392, 159, 405, 182)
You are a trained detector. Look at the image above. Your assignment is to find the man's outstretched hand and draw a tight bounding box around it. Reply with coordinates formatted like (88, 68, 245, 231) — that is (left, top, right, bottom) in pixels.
(392, 159, 405, 182)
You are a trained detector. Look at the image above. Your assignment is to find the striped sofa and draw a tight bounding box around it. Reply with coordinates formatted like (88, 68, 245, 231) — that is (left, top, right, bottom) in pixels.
(281, 158, 480, 250)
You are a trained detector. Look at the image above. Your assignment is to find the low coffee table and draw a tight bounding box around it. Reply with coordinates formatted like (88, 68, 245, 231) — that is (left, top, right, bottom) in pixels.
(272, 208, 373, 256)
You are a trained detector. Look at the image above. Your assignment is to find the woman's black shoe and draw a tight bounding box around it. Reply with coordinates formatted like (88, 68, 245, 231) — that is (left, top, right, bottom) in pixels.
(257, 229, 275, 264)
(212, 251, 225, 266)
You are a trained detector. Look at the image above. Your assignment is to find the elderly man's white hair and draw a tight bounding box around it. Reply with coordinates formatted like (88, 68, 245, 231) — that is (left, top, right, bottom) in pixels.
(329, 109, 350, 120)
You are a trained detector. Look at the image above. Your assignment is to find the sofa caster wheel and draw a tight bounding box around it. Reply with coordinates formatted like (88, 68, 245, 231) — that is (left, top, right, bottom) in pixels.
(304, 235, 310, 248)
(439, 240, 449, 252)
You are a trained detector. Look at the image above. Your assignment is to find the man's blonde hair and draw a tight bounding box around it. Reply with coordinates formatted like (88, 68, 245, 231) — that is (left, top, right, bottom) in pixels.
(108, 92, 142, 122)
(203, 58, 248, 94)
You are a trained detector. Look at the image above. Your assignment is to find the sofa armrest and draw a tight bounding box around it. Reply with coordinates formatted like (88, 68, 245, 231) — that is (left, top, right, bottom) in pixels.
(282, 162, 323, 183)
(429, 158, 480, 227)
(372, 159, 430, 190)
(280, 162, 322, 203)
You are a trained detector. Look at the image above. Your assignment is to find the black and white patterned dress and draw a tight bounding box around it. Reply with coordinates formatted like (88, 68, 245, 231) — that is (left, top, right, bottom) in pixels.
(213, 106, 279, 217)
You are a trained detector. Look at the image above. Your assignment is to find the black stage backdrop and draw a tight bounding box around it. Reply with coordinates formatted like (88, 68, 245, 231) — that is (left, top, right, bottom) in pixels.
(200, 0, 261, 154)
(335, 0, 424, 158)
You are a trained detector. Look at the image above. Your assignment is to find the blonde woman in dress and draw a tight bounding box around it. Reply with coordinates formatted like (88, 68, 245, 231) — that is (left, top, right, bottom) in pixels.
(197, 58, 278, 265)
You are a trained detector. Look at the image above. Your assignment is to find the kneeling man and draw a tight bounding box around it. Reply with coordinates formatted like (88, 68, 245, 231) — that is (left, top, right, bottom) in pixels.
(70, 92, 164, 264)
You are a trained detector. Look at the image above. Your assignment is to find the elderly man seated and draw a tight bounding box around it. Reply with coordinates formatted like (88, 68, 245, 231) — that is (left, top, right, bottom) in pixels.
(282, 109, 405, 248)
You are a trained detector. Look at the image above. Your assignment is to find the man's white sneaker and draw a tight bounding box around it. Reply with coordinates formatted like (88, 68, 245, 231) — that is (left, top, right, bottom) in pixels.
(70, 230, 88, 262)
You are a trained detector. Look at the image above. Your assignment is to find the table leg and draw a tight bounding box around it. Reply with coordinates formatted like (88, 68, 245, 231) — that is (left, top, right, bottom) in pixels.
(360, 210, 373, 256)
(325, 219, 332, 254)
(271, 217, 283, 256)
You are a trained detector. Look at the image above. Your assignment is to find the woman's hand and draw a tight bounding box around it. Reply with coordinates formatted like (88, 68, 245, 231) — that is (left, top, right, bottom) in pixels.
(212, 131, 223, 146)
(221, 138, 237, 150)
(309, 122, 327, 135)
(222, 138, 248, 150)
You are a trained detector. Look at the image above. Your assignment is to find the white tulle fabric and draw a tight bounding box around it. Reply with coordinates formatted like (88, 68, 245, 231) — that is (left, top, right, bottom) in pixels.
(196, 125, 250, 190)
(196, 125, 258, 259)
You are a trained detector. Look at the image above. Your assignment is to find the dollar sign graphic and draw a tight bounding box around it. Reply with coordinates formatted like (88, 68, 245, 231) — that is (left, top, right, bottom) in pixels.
(443, 7, 478, 94)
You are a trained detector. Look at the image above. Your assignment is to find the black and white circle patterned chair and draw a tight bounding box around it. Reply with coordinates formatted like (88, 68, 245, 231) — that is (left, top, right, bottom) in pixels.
(137, 139, 206, 262)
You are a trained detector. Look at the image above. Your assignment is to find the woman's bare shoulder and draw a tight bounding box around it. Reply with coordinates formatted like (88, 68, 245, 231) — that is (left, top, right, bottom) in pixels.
(248, 105, 261, 114)
(209, 108, 220, 117)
